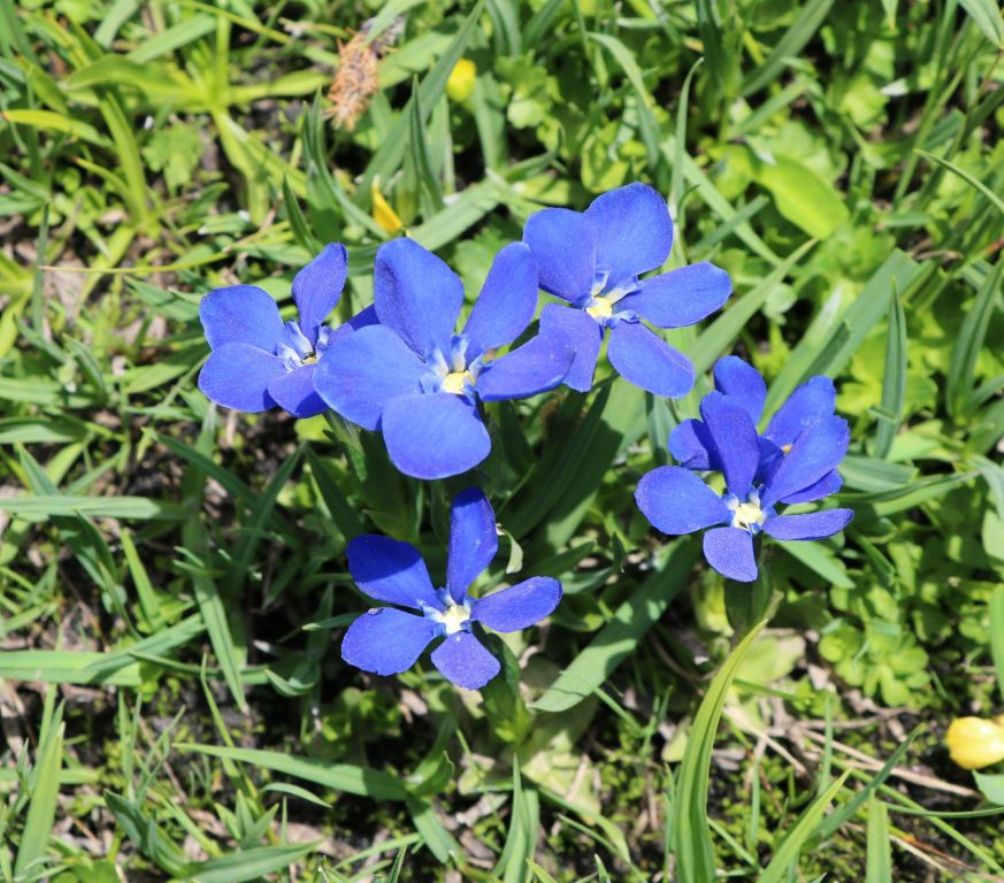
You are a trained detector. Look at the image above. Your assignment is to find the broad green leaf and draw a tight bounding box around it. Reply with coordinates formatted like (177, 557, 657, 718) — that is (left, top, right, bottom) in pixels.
(974, 772, 1004, 806)
(752, 152, 849, 240)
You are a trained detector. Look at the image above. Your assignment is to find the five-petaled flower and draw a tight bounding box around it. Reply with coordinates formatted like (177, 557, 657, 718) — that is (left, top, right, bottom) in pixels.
(198, 244, 374, 418)
(522, 182, 732, 397)
(340, 488, 563, 689)
(635, 358, 853, 582)
(669, 356, 844, 502)
(314, 238, 574, 480)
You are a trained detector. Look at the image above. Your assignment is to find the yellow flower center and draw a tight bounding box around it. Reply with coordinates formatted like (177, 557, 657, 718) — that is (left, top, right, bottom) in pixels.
(586, 296, 614, 321)
(781, 443, 792, 454)
(434, 603, 471, 635)
(301, 352, 318, 365)
(732, 500, 765, 530)
(442, 370, 473, 395)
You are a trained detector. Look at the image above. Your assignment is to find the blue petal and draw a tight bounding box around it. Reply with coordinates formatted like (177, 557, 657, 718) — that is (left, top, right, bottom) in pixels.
(703, 527, 757, 582)
(313, 325, 425, 431)
(584, 183, 673, 284)
(607, 321, 694, 397)
(780, 469, 843, 504)
(341, 608, 437, 677)
(199, 285, 283, 351)
(292, 243, 347, 345)
(472, 576, 562, 632)
(635, 465, 730, 535)
(326, 304, 380, 347)
(522, 208, 597, 302)
(538, 303, 604, 392)
(267, 365, 327, 418)
(762, 416, 850, 508)
(619, 262, 731, 329)
(446, 488, 498, 603)
(699, 391, 760, 499)
(764, 509, 853, 541)
(463, 243, 539, 356)
(430, 632, 500, 689)
(668, 419, 716, 470)
(765, 376, 836, 447)
(198, 342, 284, 412)
(476, 330, 574, 402)
(373, 238, 464, 356)
(382, 393, 491, 480)
(713, 356, 767, 424)
(346, 535, 441, 610)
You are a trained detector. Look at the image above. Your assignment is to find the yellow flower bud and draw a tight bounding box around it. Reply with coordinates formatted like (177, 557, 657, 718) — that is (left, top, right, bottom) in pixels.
(945, 717, 1004, 770)
(446, 58, 476, 103)
(370, 178, 403, 235)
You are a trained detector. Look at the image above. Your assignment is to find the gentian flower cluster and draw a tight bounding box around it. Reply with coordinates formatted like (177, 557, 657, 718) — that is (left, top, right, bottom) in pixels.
(522, 182, 732, 396)
(313, 239, 574, 479)
(635, 357, 853, 582)
(194, 182, 859, 692)
(340, 488, 563, 689)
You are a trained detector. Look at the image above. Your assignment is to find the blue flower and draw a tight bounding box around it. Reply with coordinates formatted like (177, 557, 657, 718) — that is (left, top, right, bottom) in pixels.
(313, 238, 573, 480)
(522, 182, 732, 397)
(635, 365, 853, 582)
(669, 356, 844, 503)
(340, 488, 563, 690)
(198, 243, 375, 418)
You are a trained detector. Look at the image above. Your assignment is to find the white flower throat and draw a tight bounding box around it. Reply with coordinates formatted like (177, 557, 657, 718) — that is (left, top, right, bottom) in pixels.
(431, 602, 471, 635)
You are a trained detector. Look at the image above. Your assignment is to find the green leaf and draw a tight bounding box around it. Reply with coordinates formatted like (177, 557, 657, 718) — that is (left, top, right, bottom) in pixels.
(693, 239, 817, 376)
(0, 494, 186, 520)
(865, 798, 892, 883)
(946, 259, 1002, 419)
(756, 772, 849, 882)
(752, 152, 849, 240)
(974, 772, 1004, 806)
(675, 622, 768, 882)
(765, 250, 926, 414)
(532, 541, 699, 714)
(956, 0, 1004, 48)
(990, 586, 1004, 705)
(741, 0, 836, 96)
(496, 758, 539, 883)
(176, 744, 408, 801)
(187, 842, 318, 883)
(874, 289, 906, 458)
(14, 715, 63, 877)
(184, 518, 246, 710)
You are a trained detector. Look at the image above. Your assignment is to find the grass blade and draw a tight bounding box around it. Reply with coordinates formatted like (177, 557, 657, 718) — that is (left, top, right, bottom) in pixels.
(756, 772, 850, 882)
(674, 621, 768, 882)
(531, 541, 699, 713)
(176, 743, 408, 801)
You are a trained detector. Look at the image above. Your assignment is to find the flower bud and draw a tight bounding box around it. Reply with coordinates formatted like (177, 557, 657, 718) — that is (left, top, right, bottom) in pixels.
(446, 58, 476, 103)
(946, 717, 1004, 770)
